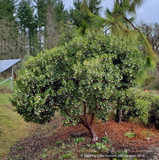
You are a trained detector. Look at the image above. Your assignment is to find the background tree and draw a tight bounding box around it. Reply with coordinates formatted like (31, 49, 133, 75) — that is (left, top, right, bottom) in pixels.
(139, 22, 159, 75)
(0, 19, 27, 77)
(10, 30, 144, 141)
(0, 19, 27, 60)
(57, 21, 78, 46)
(34, 0, 48, 52)
(0, 0, 29, 75)
(33, 0, 70, 49)
(88, 0, 101, 15)
(44, 4, 60, 49)
(139, 22, 159, 56)
(0, 0, 17, 60)
(69, 0, 102, 27)
(0, 0, 16, 21)
(17, 0, 38, 56)
(54, 0, 69, 24)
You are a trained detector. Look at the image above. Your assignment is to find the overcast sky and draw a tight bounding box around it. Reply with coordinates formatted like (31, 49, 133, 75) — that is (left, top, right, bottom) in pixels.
(62, 0, 159, 25)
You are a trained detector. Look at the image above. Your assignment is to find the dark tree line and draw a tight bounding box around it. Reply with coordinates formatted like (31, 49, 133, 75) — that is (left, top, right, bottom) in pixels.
(0, 0, 103, 60)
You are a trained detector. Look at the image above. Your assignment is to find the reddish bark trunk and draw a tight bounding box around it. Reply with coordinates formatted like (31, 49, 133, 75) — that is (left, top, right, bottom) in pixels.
(81, 121, 98, 142)
(87, 124, 98, 142)
(82, 102, 98, 141)
(63, 101, 99, 142)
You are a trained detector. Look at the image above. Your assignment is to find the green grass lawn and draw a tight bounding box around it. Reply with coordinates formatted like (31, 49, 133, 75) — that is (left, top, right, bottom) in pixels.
(0, 93, 38, 155)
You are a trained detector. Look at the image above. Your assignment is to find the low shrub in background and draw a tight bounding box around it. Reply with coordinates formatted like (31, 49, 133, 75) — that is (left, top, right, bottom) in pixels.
(122, 89, 159, 128)
(148, 95, 159, 129)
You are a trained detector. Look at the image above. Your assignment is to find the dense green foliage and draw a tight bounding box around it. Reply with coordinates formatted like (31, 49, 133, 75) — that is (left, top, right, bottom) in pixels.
(57, 22, 78, 46)
(10, 30, 144, 128)
(122, 92, 150, 125)
(0, 0, 16, 21)
(149, 96, 159, 128)
(69, 0, 102, 27)
(122, 89, 159, 127)
(137, 91, 159, 128)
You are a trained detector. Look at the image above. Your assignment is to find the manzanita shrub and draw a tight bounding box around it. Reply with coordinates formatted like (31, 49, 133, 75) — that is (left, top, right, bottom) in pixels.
(10, 30, 144, 141)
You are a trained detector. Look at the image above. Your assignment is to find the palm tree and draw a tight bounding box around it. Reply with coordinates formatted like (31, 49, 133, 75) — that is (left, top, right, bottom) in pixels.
(90, 0, 156, 56)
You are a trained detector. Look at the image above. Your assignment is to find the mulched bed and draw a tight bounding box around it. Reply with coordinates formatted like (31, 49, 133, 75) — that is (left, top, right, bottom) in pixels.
(93, 121, 159, 159)
(4, 117, 159, 160)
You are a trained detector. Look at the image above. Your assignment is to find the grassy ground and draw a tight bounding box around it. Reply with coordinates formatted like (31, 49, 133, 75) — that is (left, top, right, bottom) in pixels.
(0, 93, 38, 155)
(0, 79, 12, 93)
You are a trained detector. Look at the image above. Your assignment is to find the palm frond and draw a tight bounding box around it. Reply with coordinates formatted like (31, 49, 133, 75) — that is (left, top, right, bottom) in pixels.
(90, 13, 113, 29)
(129, 0, 144, 14)
(105, 8, 112, 17)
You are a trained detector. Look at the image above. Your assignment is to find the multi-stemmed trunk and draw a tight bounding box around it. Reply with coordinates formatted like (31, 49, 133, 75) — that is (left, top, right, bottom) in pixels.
(81, 102, 98, 141)
(86, 124, 98, 142)
(81, 116, 98, 142)
(63, 101, 98, 142)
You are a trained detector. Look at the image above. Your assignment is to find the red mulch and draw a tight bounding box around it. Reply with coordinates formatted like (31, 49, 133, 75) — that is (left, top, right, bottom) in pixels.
(93, 121, 159, 153)
(6, 118, 159, 159)
(67, 120, 159, 155)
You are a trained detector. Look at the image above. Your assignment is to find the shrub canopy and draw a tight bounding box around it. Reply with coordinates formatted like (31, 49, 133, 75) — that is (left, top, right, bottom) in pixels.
(10, 30, 144, 127)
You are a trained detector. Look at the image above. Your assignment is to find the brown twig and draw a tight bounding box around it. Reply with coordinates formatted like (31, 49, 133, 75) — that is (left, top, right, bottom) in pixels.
(63, 109, 77, 120)
(73, 104, 82, 109)
(124, 17, 143, 37)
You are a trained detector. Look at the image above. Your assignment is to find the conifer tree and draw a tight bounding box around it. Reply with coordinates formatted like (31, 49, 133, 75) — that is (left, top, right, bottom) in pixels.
(17, 0, 38, 56)
(0, 0, 16, 21)
(69, 0, 102, 27)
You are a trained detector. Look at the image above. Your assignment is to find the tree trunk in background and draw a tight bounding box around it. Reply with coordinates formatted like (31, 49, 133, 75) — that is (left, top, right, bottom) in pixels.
(29, 30, 32, 55)
(115, 108, 122, 124)
(44, 6, 59, 49)
(0, 19, 27, 61)
(39, 26, 41, 51)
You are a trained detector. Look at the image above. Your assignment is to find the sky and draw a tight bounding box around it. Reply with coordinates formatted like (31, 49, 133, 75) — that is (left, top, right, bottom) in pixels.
(62, 0, 159, 25)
